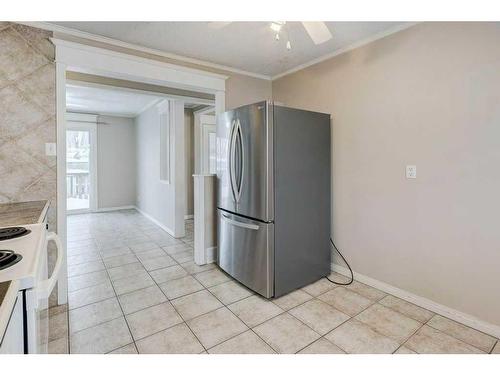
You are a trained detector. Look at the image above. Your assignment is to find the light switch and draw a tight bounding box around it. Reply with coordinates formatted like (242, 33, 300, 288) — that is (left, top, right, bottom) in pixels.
(406, 165, 416, 179)
(45, 143, 57, 156)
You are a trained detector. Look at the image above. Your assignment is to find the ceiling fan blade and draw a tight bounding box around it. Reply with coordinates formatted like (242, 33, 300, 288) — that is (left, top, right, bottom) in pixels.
(207, 22, 232, 29)
(301, 22, 332, 44)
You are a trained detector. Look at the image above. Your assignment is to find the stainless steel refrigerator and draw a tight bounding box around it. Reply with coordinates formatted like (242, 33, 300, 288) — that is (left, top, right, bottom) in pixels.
(216, 101, 331, 298)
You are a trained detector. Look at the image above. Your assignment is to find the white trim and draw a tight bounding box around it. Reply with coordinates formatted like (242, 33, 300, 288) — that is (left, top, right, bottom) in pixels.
(214, 91, 225, 115)
(193, 106, 216, 116)
(65, 112, 98, 122)
(51, 37, 227, 80)
(55, 39, 226, 306)
(21, 22, 271, 81)
(193, 106, 215, 174)
(95, 205, 136, 212)
(199, 114, 216, 175)
(206, 247, 217, 264)
(67, 110, 136, 119)
(136, 98, 164, 117)
(66, 209, 90, 216)
(193, 175, 217, 265)
(171, 100, 187, 238)
(272, 22, 419, 80)
(25, 22, 418, 82)
(24, 22, 419, 82)
(55, 61, 68, 305)
(66, 79, 215, 108)
(331, 264, 500, 339)
(184, 215, 194, 220)
(51, 38, 227, 94)
(134, 206, 176, 237)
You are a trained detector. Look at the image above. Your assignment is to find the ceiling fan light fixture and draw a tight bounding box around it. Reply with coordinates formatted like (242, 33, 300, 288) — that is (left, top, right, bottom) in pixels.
(270, 21, 285, 33)
(302, 22, 333, 45)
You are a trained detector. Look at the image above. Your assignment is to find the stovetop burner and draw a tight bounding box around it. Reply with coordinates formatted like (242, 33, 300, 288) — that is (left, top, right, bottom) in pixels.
(0, 227, 31, 241)
(0, 250, 23, 271)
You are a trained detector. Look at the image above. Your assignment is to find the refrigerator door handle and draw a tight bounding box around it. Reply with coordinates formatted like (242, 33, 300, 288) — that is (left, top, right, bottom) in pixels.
(230, 119, 242, 203)
(228, 119, 237, 202)
(221, 213, 259, 230)
(236, 120, 244, 201)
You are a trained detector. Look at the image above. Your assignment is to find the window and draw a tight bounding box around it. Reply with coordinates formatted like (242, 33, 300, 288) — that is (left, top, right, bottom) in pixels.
(65, 113, 98, 213)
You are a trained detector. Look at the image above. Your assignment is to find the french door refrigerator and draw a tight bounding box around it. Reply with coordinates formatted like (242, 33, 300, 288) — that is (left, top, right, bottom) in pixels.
(216, 101, 331, 298)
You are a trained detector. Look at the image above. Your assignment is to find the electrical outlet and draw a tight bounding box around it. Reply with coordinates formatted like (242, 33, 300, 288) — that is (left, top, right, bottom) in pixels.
(45, 143, 57, 156)
(406, 165, 417, 179)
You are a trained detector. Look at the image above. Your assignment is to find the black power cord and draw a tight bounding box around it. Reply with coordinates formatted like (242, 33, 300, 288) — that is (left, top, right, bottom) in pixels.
(326, 238, 354, 286)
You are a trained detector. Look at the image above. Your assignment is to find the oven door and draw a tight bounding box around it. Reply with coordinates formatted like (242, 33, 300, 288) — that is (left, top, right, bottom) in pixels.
(26, 232, 64, 354)
(217, 210, 274, 298)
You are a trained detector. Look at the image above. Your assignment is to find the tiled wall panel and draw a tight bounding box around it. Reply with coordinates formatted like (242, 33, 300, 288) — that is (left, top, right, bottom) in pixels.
(0, 23, 58, 303)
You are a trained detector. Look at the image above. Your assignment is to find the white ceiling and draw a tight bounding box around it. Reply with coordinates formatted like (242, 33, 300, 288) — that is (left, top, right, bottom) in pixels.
(51, 22, 409, 77)
(66, 84, 167, 117)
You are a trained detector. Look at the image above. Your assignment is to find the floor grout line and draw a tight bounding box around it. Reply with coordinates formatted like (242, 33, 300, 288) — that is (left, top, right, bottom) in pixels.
(200, 280, 268, 353)
(490, 341, 498, 354)
(392, 324, 425, 354)
(62, 211, 498, 355)
(142, 256, 208, 354)
(418, 322, 491, 354)
(88, 238, 138, 354)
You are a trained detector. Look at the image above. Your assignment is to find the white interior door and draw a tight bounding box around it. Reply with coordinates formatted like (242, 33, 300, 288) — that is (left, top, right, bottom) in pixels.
(66, 114, 97, 214)
(201, 114, 216, 174)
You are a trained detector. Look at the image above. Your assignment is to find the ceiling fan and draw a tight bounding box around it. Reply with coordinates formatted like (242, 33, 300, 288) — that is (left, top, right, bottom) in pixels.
(208, 21, 333, 50)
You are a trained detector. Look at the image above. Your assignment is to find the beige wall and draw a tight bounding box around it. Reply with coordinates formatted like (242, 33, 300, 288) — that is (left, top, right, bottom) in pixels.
(273, 22, 500, 326)
(225, 73, 272, 110)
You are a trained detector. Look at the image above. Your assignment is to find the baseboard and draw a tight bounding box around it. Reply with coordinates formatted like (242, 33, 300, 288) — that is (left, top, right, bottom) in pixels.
(184, 214, 194, 220)
(96, 205, 136, 212)
(331, 263, 500, 339)
(206, 246, 217, 264)
(134, 206, 176, 238)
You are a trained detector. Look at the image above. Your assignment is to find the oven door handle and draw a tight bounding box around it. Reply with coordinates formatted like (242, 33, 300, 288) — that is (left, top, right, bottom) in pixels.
(37, 232, 64, 300)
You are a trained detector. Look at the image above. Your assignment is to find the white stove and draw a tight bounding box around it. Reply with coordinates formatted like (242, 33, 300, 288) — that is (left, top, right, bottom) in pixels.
(0, 224, 64, 354)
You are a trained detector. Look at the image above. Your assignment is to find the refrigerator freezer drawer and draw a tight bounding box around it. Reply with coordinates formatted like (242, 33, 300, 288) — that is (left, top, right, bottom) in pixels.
(217, 210, 274, 298)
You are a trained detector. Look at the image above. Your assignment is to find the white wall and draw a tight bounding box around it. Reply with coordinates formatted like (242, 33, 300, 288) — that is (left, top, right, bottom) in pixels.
(97, 115, 136, 209)
(135, 101, 186, 237)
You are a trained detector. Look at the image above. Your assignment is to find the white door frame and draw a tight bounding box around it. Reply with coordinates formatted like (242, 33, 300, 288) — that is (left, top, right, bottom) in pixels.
(65, 113, 98, 215)
(201, 116, 217, 174)
(54, 38, 226, 304)
(193, 106, 216, 174)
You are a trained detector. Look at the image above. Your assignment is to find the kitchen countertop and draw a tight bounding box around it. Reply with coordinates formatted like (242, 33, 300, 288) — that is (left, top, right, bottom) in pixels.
(0, 200, 49, 227)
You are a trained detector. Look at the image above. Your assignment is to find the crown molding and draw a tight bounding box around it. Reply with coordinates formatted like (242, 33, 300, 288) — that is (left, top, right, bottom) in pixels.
(21, 21, 273, 81)
(271, 22, 419, 80)
(22, 21, 418, 83)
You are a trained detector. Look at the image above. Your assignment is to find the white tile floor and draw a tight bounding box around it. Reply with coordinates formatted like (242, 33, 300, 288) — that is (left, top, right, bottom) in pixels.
(48, 209, 500, 354)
